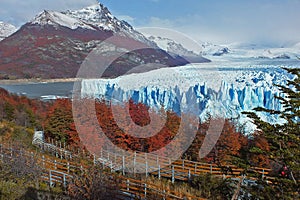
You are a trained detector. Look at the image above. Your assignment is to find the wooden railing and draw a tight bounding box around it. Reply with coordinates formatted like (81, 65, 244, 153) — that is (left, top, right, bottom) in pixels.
(0, 144, 205, 200)
(31, 138, 274, 183)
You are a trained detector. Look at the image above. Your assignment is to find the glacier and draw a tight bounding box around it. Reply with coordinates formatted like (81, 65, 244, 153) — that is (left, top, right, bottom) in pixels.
(78, 63, 296, 133)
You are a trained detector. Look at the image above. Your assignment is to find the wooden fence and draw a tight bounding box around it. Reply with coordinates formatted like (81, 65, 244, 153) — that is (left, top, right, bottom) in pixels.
(0, 144, 205, 200)
(31, 138, 274, 183)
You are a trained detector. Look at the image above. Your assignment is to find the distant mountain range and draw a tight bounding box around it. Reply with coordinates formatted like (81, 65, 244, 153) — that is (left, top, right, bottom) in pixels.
(0, 3, 299, 80)
(0, 3, 195, 79)
(148, 36, 210, 63)
(200, 42, 300, 60)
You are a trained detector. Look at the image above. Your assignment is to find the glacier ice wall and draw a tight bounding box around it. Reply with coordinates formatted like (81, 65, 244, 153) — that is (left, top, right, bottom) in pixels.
(80, 78, 283, 133)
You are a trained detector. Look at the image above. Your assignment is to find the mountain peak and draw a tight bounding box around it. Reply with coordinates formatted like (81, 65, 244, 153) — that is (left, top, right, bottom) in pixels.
(62, 3, 116, 31)
(30, 10, 95, 30)
(0, 21, 17, 40)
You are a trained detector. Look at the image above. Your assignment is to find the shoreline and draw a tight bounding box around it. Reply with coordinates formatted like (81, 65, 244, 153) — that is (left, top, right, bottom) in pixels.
(0, 78, 81, 85)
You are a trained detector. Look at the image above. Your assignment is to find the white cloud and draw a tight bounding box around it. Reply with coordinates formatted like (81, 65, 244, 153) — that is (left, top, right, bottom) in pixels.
(147, 17, 174, 28)
(116, 15, 135, 24)
(0, 0, 97, 26)
(139, 8, 300, 46)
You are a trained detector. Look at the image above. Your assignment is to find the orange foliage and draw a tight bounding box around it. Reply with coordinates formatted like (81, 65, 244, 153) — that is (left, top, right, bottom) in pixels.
(94, 99, 180, 153)
(249, 132, 270, 167)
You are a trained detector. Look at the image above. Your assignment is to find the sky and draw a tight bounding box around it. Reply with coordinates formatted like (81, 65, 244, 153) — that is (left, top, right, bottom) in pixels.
(0, 0, 300, 46)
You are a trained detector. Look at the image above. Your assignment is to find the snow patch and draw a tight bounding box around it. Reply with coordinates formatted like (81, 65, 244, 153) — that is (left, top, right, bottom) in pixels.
(0, 21, 17, 40)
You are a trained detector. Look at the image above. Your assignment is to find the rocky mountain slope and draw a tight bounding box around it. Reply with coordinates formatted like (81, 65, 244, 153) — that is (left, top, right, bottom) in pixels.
(0, 3, 190, 79)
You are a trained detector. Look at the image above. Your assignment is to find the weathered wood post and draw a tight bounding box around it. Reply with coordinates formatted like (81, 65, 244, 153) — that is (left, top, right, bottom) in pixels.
(126, 179, 129, 191)
(144, 183, 147, 197)
(67, 162, 70, 173)
(145, 159, 148, 178)
(63, 174, 66, 188)
(122, 155, 125, 175)
(42, 155, 45, 168)
(145, 152, 148, 177)
(133, 151, 136, 175)
(49, 170, 53, 187)
(158, 165, 161, 180)
(172, 165, 175, 183)
(54, 160, 57, 170)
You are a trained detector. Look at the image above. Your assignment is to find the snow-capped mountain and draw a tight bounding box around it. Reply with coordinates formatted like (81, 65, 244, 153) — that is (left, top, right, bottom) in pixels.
(63, 4, 156, 47)
(201, 41, 300, 61)
(148, 36, 210, 63)
(0, 3, 189, 79)
(30, 10, 96, 30)
(149, 35, 199, 57)
(200, 42, 231, 57)
(79, 63, 297, 133)
(0, 22, 16, 41)
(224, 42, 300, 60)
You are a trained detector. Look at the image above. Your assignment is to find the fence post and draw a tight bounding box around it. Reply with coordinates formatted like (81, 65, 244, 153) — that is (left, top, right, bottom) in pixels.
(210, 164, 212, 174)
(195, 163, 197, 173)
(126, 179, 129, 191)
(172, 165, 175, 183)
(122, 155, 125, 175)
(93, 154, 96, 165)
(49, 170, 52, 187)
(146, 159, 148, 178)
(182, 159, 185, 169)
(42, 155, 45, 168)
(188, 169, 191, 180)
(54, 160, 57, 170)
(67, 162, 70, 173)
(262, 169, 265, 179)
(63, 174, 66, 188)
(158, 165, 161, 180)
(133, 152, 136, 175)
(144, 183, 147, 197)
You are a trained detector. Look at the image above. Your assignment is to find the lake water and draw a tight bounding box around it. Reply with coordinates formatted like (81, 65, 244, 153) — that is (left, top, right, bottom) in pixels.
(0, 82, 75, 99)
